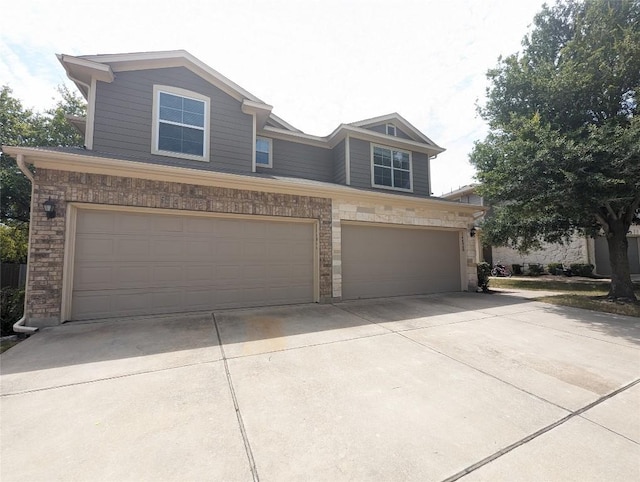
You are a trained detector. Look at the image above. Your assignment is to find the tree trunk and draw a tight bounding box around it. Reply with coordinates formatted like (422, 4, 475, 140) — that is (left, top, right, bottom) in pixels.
(606, 220, 636, 300)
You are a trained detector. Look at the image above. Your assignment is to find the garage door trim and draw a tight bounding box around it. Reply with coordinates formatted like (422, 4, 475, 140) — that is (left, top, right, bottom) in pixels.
(61, 202, 320, 321)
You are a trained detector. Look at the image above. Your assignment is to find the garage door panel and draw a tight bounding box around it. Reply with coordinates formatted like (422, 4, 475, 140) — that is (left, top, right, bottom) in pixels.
(72, 293, 111, 319)
(154, 215, 184, 232)
(117, 213, 153, 233)
(216, 241, 243, 258)
(75, 237, 115, 259)
(117, 238, 151, 259)
(342, 224, 460, 300)
(77, 211, 115, 233)
(74, 266, 115, 288)
(186, 239, 212, 257)
(72, 210, 314, 320)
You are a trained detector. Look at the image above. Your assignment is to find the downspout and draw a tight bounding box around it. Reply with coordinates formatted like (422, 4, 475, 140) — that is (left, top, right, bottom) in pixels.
(13, 154, 38, 334)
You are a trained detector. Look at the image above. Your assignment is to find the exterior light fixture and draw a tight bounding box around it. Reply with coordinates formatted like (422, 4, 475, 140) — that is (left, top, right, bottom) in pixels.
(470, 226, 477, 237)
(43, 197, 56, 219)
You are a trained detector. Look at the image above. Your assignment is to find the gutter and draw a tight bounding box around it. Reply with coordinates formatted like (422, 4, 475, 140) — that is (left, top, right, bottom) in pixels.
(13, 154, 38, 334)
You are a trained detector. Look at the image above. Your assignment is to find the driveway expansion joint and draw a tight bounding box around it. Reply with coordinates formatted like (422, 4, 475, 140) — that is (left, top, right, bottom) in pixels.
(336, 304, 571, 411)
(212, 312, 260, 482)
(441, 378, 640, 482)
(0, 360, 223, 397)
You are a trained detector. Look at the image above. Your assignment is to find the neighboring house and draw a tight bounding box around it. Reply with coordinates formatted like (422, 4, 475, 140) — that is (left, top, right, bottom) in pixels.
(442, 184, 640, 275)
(3, 50, 483, 328)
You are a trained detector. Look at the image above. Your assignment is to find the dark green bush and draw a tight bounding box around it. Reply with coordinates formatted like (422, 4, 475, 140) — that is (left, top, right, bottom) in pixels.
(528, 263, 545, 276)
(477, 262, 491, 292)
(511, 264, 523, 275)
(1, 288, 25, 336)
(570, 263, 594, 277)
(547, 263, 563, 275)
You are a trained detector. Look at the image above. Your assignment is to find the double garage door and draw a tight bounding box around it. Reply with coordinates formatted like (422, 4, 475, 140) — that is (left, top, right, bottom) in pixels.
(341, 224, 461, 300)
(71, 210, 315, 320)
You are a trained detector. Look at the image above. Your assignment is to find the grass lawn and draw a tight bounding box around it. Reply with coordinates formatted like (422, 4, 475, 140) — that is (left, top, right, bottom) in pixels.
(490, 276, 640, 318)
(0, 339, 20, 355)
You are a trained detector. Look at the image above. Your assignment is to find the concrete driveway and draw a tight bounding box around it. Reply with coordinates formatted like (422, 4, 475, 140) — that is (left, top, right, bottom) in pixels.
(1, 293, 639, 481)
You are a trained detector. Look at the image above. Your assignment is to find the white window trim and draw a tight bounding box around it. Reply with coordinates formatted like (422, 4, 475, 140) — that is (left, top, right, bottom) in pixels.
(255, 136, 273, 168)
(370, 143, 413, 193)
(386, 123, 396, 136)
(151, 85, 210, 162)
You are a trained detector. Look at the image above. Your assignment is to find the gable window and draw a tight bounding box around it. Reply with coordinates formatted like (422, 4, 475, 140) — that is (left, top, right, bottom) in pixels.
(386, 124, 396, 136)
(371, 145, 412, 191)
(256, 137, 272, 168)
(152, 85, 210, 161)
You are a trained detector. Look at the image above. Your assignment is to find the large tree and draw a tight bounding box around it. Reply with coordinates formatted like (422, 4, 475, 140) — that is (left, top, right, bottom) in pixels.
(1, 85, 85, 226)
(471, 0, 640, 300)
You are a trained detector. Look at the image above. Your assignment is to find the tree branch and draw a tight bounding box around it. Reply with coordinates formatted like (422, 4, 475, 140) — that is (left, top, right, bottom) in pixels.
(604, 201, 617, 219)
(622, 194, 640, 225)
(594, 212, 610, 235)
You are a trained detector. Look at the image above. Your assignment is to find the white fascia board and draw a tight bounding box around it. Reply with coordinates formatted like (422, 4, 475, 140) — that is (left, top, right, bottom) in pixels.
(267, 113, 303, 133)
(329, 125, 446, 155)
(350, 112, 441, 148)
(79, 50, 266, 105)
(260, 126, 330, 149)
(350, 112, 400, 127)
(242, 100, 274, 130)
(57, 54, 115, 99)
(4, 146, 484, 214)
(260, 124, 445, 156)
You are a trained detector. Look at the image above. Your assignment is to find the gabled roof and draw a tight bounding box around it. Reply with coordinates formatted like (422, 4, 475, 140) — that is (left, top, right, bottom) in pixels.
(349, 113, 441, 149)
(58, 50, 444, 154)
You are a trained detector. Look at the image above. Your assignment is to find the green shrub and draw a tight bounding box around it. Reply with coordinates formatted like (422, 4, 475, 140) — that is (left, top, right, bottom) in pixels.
(528, 263, 545, 276)
(570, 263, 594, 277)
(547, 263, 563, 275)
(477, 262, 491, 292)
(1, 288, 25, 336)
(511, 264, 523, 275)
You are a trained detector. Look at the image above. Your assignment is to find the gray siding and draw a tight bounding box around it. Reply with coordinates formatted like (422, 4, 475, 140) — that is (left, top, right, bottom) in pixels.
(412, 151, 430, 196)
(333, 139, 346, 184)
(349, 138, 430, 197)
(366, 124, 412, 140)
(92, 67, 253, 174)
(349, 138, 371, 189)
(257, 138, 333, 182)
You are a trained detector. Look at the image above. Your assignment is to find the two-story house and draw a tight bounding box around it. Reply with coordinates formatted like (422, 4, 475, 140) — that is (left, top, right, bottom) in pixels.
(5, 50, 483, 328)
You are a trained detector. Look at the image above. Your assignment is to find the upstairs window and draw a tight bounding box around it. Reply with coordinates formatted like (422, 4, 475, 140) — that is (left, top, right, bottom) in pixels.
(372, 145, 412, 191)
(152, 86, 210, 161)
(256, 137, 272, 168)
(386, 123, 396, 136)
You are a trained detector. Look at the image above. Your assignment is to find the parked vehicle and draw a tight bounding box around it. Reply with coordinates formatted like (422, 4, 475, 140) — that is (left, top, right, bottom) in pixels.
(491, 263, 512, 277)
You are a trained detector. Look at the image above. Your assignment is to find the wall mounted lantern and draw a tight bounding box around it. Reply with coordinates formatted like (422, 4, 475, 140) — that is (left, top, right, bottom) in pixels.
(470, 226, 477, 237)
(43, 197, 56, 219)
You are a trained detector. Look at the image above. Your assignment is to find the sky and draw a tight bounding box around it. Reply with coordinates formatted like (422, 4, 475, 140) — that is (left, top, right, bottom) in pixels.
(0, 0, 547, 196)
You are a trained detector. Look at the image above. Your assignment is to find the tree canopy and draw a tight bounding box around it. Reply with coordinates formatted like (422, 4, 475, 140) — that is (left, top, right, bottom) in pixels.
(1, 85, 86, 226)
(470, 0, 640, 299)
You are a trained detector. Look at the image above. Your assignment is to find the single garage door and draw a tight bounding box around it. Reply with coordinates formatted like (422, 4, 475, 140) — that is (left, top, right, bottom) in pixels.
(342, 224, 461, 300)
(71, 210, 315, 320)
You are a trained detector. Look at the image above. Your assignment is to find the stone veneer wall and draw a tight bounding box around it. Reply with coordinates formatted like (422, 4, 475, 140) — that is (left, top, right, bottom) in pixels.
(491, 235, 589, 269)
(27, 168, 332, 326)
(331, 199, 477, 298)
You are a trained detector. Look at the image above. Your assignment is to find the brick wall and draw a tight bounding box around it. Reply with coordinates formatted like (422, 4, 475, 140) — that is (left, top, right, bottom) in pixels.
(27, 169, 332, 326)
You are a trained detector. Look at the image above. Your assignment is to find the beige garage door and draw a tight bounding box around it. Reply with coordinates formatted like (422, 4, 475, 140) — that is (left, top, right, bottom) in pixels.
(342, 224, 461, 300)
(71, 210, 315, 320)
